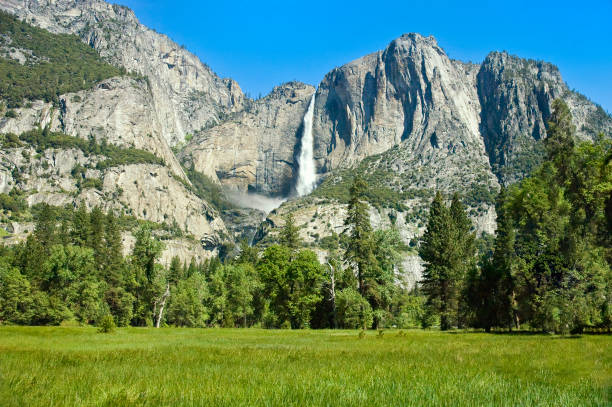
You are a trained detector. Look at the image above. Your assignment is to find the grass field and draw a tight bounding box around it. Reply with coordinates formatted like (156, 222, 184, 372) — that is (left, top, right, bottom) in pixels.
(0, 327, 610, 406)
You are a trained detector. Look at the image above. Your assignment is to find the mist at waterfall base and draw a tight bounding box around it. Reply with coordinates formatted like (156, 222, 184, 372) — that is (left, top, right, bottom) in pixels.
(226, 191, 286, 214)
(225, 93, 318, 215)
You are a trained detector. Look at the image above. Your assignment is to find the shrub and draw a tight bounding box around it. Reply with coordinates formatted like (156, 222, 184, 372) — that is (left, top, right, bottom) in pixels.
(336, 288, 373, 329)
(97, 314, 116, 333)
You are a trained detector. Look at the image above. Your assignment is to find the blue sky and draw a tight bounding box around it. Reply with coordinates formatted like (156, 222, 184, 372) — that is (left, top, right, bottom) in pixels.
(116, 0, 612, 112)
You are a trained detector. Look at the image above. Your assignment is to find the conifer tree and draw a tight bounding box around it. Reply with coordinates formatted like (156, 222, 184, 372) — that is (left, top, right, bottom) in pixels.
(71, 203, 90, 247)
(344, 176, 376, 298)
(104, 209, 125, 286)
(419, 191, 455, 330)
(279, 213, 301, 251)
(545, 99, 575, 182)
(89, 206, 105, 272)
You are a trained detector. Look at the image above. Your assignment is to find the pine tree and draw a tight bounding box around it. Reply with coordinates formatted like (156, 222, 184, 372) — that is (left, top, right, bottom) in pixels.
(419, 191, 455, 330)
(132, 225, 163, 282)
(468, 188, 517, 331)
(71, 203, 90, 247)
(89, 206, 105, 272)
(344, 176, 377, 299)
(545, 99, 575, 182)
(104, 209, 125, 287)
(491, 187, 518, 329)
(449, 193, 476, 327)
(168, 256, 183, 286)
(279, 213, 301, 251)
(33, 203, 57, 251)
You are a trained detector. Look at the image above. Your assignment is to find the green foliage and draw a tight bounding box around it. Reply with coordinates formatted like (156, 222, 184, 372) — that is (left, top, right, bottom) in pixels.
(182, 165, 235, 212)
(344, 176, 377, 299)
(14, 127, 164, 168)
(419, 192, 476, 330)
(279, 213, 300, 250)
(97, 315, 115, 333)
(257, 245, 325, 328)
(166, 274, 208, 327)
(0, 260, 33, 324)
(336, 288, 373, 329)
(467, 100, 612, 333)
(0, 189, 27, 213)
(0, 11, 124, 107)
(0, 132, 22, 148)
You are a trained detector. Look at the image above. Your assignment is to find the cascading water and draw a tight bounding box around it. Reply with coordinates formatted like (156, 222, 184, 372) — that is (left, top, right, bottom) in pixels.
(295, 93, 317, 196)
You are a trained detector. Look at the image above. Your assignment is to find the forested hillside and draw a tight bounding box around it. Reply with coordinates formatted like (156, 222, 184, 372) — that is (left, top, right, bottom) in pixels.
(0, 11, 124, 108)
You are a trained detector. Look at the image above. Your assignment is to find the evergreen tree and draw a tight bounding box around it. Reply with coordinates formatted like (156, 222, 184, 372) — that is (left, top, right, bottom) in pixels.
(449, 194, 476, 327)
(33, 203, 57, 252)
(89, 206, 105, 272)
(419, 191, 457, 330)
(71, 203, 90, 247)
(168, 256, 184, 286)
(236, 239, 259, 266)
(545, 99, 575, 182)
(344, 176, 377, 299)
(103, 209, 125, 286)
(279, 213, 301, 251)
(466, 188, 517, 331)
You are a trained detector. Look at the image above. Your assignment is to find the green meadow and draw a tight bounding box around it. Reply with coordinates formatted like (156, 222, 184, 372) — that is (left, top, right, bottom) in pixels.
(0, 327, 610, 406)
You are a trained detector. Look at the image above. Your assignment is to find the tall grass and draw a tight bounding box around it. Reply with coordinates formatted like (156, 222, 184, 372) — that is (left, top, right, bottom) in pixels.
(0, 327, 609, 406)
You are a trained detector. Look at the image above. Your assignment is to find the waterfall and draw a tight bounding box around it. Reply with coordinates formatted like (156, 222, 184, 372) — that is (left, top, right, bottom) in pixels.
(295, 93, 317, 196)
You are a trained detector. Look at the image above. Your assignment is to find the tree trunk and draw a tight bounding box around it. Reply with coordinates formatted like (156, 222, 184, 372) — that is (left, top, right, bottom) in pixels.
(511, 290, 520, 330)
(155, 283, 170, 328)
(327, 262, 337, 329)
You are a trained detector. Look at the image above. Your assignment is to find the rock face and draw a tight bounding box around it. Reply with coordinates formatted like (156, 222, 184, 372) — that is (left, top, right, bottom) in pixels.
(180, 82, 315, 195)
(0, 0, 245, 146)
(0, 1, 239, 263)
(0, 77, 185, 177)
(0, 143, 227, 257)
(477, 51, 612, 184)
(312, 34, 610, 185)
(313, 34, 485, 173)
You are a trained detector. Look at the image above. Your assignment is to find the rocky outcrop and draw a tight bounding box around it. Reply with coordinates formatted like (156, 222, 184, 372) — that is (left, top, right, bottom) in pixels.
(181, 82, 315, 195)
(0, 0, 245, 146)
(313, 34, 486, 172)
(477, 51, 612, 184)
(0, 142, 225, 238)
(0, 77, 185, 177)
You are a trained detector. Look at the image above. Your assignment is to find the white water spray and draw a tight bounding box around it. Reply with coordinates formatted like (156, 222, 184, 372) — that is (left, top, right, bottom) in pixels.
(295, 94, 317, 196)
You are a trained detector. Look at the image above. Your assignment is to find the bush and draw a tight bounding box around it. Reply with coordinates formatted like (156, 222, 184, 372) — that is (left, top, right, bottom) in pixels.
(97, 314, 116, 333)
(336, 288, 373, 329)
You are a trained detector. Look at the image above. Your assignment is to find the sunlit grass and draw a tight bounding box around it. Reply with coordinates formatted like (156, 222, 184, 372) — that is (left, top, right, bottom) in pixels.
(0, 327, 609, 406)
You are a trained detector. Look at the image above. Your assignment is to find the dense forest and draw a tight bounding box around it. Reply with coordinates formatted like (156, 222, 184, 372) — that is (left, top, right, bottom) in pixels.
(0, 100, 610, 333)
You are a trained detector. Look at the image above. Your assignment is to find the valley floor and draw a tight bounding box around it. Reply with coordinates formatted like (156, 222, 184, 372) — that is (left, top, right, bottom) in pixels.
(0, 327, 610, 406)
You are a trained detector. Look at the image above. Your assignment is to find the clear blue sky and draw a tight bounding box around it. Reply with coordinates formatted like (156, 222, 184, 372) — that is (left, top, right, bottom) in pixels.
(116, 0, 612, 112)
